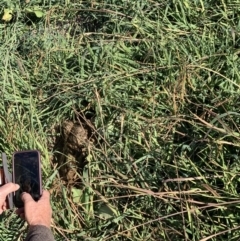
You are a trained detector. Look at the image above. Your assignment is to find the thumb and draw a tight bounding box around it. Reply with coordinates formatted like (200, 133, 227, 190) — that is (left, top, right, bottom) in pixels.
(0, 183, 19, 196)
(21, 192, 33, 203)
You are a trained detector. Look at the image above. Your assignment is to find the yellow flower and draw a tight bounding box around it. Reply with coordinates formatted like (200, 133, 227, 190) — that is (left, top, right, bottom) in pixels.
(2, 9, 13, 22)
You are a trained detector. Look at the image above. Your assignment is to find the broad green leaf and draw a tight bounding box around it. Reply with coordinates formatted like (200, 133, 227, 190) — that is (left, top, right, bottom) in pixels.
(33, 10, 43, 18)
(98, 203, 115, 220)
(25, 7, 43, 18)
(71, 187, 82, 203)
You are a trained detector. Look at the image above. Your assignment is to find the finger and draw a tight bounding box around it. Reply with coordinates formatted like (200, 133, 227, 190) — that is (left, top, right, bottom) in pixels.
(21, 192, 33, 203)
(15, 207, 24, 215)
(41, 190, 50, 200)
(2, 200, 7, 211)
(0, 183, 20, 196)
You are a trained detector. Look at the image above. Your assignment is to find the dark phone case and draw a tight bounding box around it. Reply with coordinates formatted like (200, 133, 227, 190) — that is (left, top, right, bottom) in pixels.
(12, 150, 42, 208)
(1, 153, 14, 209)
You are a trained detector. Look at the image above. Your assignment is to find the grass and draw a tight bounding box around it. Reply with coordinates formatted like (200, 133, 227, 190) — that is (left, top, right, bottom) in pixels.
(1, 0, 240, 240)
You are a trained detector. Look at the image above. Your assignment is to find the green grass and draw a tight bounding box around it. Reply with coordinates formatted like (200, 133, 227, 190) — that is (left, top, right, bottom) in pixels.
(1, 0, 240, 240)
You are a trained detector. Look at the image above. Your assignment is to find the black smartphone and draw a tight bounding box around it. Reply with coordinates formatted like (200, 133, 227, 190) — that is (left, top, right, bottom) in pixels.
(12, 150, 42, 208)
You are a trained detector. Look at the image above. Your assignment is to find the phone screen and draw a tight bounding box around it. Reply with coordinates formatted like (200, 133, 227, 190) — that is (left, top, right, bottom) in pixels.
(13, 151, 42, 207)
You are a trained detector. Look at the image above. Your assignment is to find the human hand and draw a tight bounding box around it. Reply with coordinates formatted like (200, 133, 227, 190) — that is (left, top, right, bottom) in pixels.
(16, 190, 52, 228)
(0, 183, 19, 214)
